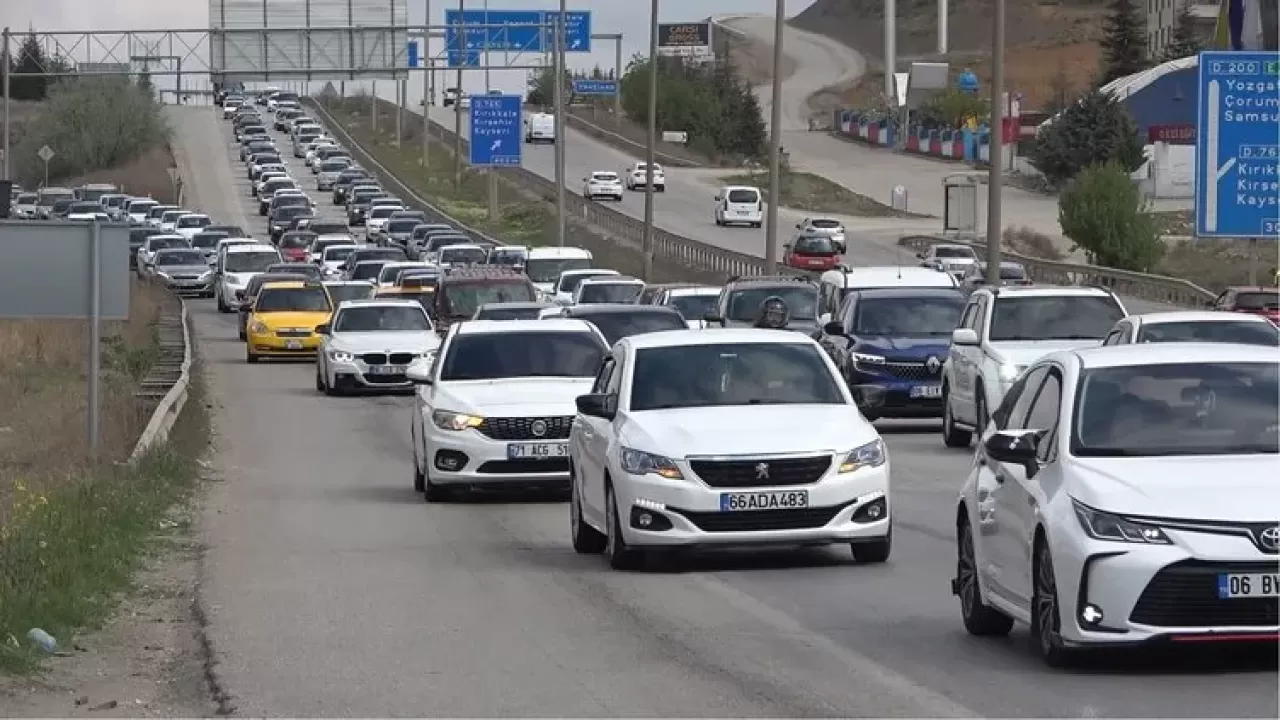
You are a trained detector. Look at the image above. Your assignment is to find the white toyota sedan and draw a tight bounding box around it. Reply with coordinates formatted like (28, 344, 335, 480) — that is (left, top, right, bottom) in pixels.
(953, 343, 1279, 666)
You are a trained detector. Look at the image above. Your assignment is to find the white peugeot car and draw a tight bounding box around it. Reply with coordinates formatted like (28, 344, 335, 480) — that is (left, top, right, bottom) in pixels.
(315, 298, 440, 395)
(952, 343, 1279, 667)
(568, 328, 892, 569)
(407, 319, 608, 501)
(583, 171, 623, 201)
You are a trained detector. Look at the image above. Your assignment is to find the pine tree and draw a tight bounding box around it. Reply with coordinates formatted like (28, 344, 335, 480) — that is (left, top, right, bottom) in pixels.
(1028, 88, 1146, 186)
(10, 32, 52, 100)
(1099, 0, 1150, 85)
(1160, 6, 1203, 62)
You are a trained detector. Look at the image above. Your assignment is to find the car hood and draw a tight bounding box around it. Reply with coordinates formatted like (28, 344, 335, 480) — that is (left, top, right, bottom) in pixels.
(987, 339, 1102, 367)
(621, 405, 877, 459)
(330, 331, 440, 353)
(435, 377, 595, 415)
(253, 310, 331, 329)
(1069, 455, 1280, 523)
(853, 335, 950, 360)
(154, 264, 211, 275)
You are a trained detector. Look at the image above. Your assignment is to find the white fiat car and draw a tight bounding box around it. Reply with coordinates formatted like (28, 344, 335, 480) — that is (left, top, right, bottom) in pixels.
(568, 328, 891, 569)
(952, 343, 1279, 667)
(406, 319, 608, 501)
(315, 298, 439, 395)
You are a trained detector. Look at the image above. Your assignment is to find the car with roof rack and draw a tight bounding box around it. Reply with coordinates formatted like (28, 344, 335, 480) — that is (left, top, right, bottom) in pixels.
(704, 274, 821, 334)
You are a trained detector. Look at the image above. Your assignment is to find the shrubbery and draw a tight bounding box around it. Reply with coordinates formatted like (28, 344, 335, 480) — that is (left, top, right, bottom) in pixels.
(1028, 89, 1145, 187)
(11, 76, 169, 187)
(1058, 162, 1164, 272)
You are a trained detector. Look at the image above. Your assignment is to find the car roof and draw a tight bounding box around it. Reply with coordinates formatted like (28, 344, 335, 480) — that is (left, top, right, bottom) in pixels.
(455, 318, 596, 336)
(980, 285, 1114, 298)
(625, 328, 820, 350)
(564, 304, 681, 316)
(528, 246, 591, 259)
(324, 279, 374, 286)
(1071, 343, 1280, 369)
(721, 185, 759, 192)
(226, 243, 279, 253)
(562, 268, 618, 277)
(821, 265, 957, 288)
(478, 301, 550, 310)
(1129, 311, 1274, 324)
(258, 280, 313, 290)
(148, 233, 187, 241)
(322, 243, 360, 251)
(333, 298, 423, 309)
(850, 287, 966, 300)
(579, 276, 643, 285)
(667, 285, 722, 296)
(440, 243, 484, 251)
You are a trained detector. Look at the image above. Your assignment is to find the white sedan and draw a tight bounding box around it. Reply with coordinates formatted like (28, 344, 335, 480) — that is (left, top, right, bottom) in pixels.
(624, 161, 665, 191)
(952, 343, 1279, 666)
(1101, 310, 1279, 347)
(583, 171, 623, 201)
(569, 328, 891, 569)
(315, 298, 440, 395)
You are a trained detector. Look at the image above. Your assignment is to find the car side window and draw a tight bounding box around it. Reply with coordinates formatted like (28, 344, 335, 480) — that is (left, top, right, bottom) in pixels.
(957, 300, 977, 330)
(1102, 327, 1124, 346)
(605, 355, 624, 396)
(840, 294, 860, 333)
(1214, 290, 1231, 309)
(590, 358, 615, 394)
(999, 366, 1050, 430)
(1023, 371, 1063, 461)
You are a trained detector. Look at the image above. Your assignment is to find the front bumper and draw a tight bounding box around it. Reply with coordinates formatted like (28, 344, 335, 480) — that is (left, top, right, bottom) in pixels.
(1044, 519, 1280, 646)
(425, 424, 571, 488)
(587, 187, 623, 198)
(327, 353, 422, 390)
(247, 332, 321, 356)
(613, 460, 890, 549)
(160, 277, 214, 295)
(850, 364, 944, 418)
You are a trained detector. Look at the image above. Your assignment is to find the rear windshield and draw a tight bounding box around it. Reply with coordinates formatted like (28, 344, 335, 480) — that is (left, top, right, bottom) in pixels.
(934, 246, 976, 259)
(557, 271, 615, 293)
(727, 189, 759, 204)
(148, 237, 190, 250)
(1137, 320, 1280, 346)
(1235, 291, 1280, 310)
(667, 293, 718, 320)
(386, 219, 420, 233)
(352, 249, 407, 264)
(254, 287, 331, 312)
(578, 283, 644, 304)
(808, 219, 841, 229)
(475, 305, 544, 320)
(351, 263, 388, 281)
(793, 236, 839, 255)
(727, 286, 819, 321)
(325, 283, 375, 304)
(440, 247, 487, 265)
(441, 281, 537, 317)
(280, 233, 315, 249)
(320, 160, 349, 172)
(323, 247, 357, 262)
(578, 310, 686, 345)
(191, 233, 227, 248)
(178, 215, 210, 228)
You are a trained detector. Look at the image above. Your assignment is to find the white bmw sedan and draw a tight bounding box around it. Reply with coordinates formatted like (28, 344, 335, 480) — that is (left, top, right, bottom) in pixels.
(315, 298, 439, 395)
(952, 343, 1279, 666)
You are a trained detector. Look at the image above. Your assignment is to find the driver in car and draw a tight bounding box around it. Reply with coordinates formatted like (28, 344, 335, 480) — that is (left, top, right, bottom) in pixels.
(753, 296, 790, 330)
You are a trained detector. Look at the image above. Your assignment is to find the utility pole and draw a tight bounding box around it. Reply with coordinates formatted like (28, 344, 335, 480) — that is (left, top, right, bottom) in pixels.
(614, 35, 623, 127)
(553, 1, 567, 245)
(2, 28, 10, 181)
(642, 0, 659, 278)
(453, 0, 466, 187)
(985, 0, 1005, 285)
(764, 0, 786, 274)
(884, 0, 897, 100)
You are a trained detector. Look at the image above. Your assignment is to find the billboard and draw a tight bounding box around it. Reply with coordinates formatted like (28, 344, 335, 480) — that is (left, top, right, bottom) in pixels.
(208, 0, 410, 82)
(76, 62, 132, 75)
(1212, 0, 1279, 50)
(657, 22, 713, 59)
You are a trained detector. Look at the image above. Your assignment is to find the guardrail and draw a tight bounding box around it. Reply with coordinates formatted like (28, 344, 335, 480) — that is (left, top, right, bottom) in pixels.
(130, 288, 191, 462)
(897, 235, 1215, 308)
(562, 111, 705, 168)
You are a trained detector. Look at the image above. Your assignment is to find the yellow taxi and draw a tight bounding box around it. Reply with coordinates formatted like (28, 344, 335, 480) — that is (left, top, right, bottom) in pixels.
(245, 280, 334, 363)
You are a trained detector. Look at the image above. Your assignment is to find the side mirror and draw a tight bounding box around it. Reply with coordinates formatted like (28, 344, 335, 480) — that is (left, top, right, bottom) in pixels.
(849, 385, 887, 415)
(835, 242, 846, 254)
(951, 328, 979, 346)
(405, 357, 434, 384)
(984, 430, 1042, 466)
(823, 321, 844, 336)
(575, 393, 616, 420)
(315, 323, 331, 335)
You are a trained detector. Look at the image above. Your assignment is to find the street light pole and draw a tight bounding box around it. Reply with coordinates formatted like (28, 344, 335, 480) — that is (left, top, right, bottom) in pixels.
(453, 0, 466, 187)
(884, 0, 897, 100)
(553, 0, 567, 245)
(642, 0, 659, 279)
(985, 0, 1005, 285)
(763, 0, 785, 274)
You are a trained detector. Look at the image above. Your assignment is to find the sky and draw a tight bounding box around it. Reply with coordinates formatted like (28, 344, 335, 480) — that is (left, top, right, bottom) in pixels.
(0, 0, 818, 103)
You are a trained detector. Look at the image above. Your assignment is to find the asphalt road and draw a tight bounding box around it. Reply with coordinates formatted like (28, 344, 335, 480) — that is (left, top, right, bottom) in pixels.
(172, 105, 1276, 717)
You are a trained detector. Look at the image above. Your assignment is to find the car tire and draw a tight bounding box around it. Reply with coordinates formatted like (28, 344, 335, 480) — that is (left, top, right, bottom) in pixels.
(570, 462, 607, 554)
(315, 365, 326, 392)
(957, 519, 1014, 636)
(216, 294, 230, 313)
(942, 385, 973, 448)
(974, 390, 989, 439)
(851, 523, 891, 563)
(656, 185, 665, 193)
(714, 218, 724, 227)
(1032, 539, 1076, 667)
(422, 473, 450, 503)
(412, 436, 426, 493)
(246, 350, 259, 364)
(752, 222, 762, 228)
(604, 481, 642, 570)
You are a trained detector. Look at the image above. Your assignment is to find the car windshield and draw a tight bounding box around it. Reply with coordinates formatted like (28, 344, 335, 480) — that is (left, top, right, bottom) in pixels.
(17, 193, 36, 204)
(148, 237, 189, 250)
(273, 263, 320, 279)
(1234, 290, 1280, 310)
(130, 202, 157, 214)
(386, 219, 419, 233)
(989, 295, 1125, 341)
(191, 232, 227, 248)
(934, 246, 976, 259)
(853, 295, 965, 336)
(558, 271, 615, 293)
(369, 206, 400, 219)
(1072, 362, 1278, 457)
(440, 247, 487, 265)
(351, 263, 388, 281)
(161, 211, 186, 222)
(527, 257, 591, 283)
(441, 281, 537, 317)
(579, 310, 686, 345)
(793, 235, 838, 254)
(727, 189, 758, 203)
(324, 247, 357, 262)
(275, 206, 309, 220)
(667, 293, 718, 320)
(488, 249, 528, 266)
(320, 161, 348, 172)
(727, 286, 818, 321)
(279, 233, 315, 249)
(156, 250, 207, 266)
(325, 283, 375, 304)
(630, 342, 844, 411)
(254, 287, 331, 312)
(578, 282, 643, 304)
(1137, 320, 1280, 346)
(334, 305, 431, 332)
(808, 219, 841, 229)
(475, 305, 544, 320)
(178, 216, 210, 228)
(378, 266, 418, 283)
(225, 252, 280, 272)
(440, 332, 604, 381)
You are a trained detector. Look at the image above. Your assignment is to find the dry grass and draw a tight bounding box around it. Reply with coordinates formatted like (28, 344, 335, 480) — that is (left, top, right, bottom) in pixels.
(714, 29, 799, 88)
(1004, 226, 1068, 260)
(72, 144, 179, 203)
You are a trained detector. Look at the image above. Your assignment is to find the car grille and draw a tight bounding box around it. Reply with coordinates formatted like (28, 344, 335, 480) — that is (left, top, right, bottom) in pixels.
(476, 459, 571, 474)
(170, 275, 203, 281)
(670, 502, 851, 533)
(476, 416, 573, 441)
(866, 360, 941, 381)
(1129, 559, 1280, 628)
(359, 352, 416, 365)
(689, 455, 832, 488)
(276, 329, 312, 338)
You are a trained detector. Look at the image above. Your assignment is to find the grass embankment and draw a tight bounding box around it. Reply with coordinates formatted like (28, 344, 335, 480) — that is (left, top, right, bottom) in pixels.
(720, 171, 931, 219)
(564, 105, 728, 168)
(325, 97, 728, 284)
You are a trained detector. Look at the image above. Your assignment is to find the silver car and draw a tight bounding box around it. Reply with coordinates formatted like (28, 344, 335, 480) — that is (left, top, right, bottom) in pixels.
(316, 158, 352, 191)
(149, 248, 215, 297)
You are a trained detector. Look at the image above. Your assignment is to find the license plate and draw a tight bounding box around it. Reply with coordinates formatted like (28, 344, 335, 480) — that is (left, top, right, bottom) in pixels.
(285, 340, 302, 350)
(1217, 573, 1280, 599)
(719, 490, 809, 512)
(506, 442, 568, 459)
(911, 384, 943, 399)
(369, 364, 406, 375)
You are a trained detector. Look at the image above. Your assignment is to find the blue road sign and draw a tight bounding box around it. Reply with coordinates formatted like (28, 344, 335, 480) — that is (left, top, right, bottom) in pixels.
(572, 79, 617, 96)
(469, 94, 523, 167)
(407, 39, 419, 68)
(1195, 51, 1280, 239)
(545, 10, 592, 53)
(445, 9, 546, 53)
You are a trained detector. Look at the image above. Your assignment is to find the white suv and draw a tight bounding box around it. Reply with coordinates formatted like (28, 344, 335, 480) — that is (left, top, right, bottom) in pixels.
(406, 319, 608, 501)
(941, 285, 1127, 448)
(568, 328, 891, 569)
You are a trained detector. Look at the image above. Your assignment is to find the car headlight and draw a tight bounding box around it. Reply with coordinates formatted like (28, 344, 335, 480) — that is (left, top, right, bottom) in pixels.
(853, 352, 885, 366)
(1072, 501, 1171, 544)
(432, 410, 484, 431)
(328, 350, 354, 362)
(997, 362, 1024, 383)
(839, 439, 886, 473)
(198, 271, 212, 281)
(250, 321, 269, 334)
(618, 447, 684, 480)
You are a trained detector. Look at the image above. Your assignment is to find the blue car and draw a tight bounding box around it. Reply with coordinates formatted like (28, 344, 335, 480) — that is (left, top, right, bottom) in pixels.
(815, 287, 966, 421)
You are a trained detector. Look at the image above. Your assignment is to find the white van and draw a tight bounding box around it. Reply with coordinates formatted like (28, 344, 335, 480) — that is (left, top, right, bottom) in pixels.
(524, 112, 555, 143)
(713, 185, 763, 228)
(525, 246, 593, 296)
(817, 265, 959, 323)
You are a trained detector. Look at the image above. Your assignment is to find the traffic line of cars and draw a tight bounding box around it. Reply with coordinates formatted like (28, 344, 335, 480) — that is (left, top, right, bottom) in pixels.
(171, 88, 1280, 668)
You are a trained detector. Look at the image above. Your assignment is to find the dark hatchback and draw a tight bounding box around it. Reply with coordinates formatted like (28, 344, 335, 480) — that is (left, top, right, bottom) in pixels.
(815, 287, 965, 421)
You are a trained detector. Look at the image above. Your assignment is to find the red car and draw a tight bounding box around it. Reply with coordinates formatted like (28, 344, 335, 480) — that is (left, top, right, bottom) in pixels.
(277, 231, 316, 263)
(1211, 286, 1280, 325)
(783, 233, 845, 271)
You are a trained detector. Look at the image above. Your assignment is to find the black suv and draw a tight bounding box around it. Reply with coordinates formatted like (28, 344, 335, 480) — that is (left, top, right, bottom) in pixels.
(704, 274, 821, 334)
